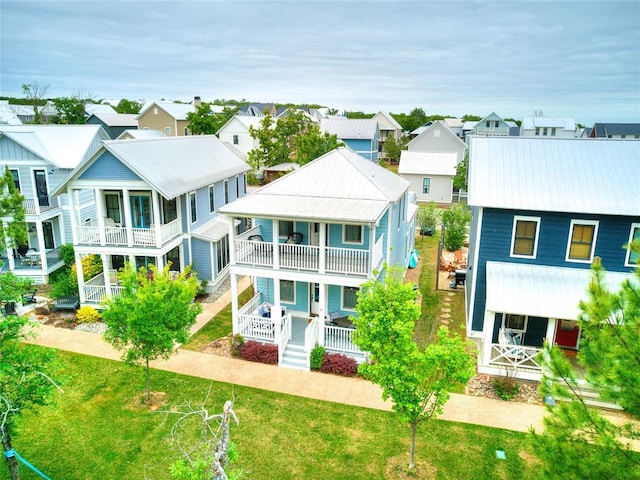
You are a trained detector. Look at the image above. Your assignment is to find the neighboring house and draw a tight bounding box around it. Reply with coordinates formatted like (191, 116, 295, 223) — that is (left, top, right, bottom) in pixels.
(520, 117, 577, 138)
(372, 111, 403, 159)
(465, 137, 639, 381)
(589, 123, 640, 139)
(86, 113, 138, 139)
(116, 129, 166, 140)
(398, 151, 458, 203)
(52, 135, 251, 307)
(0, 125, 109, 283)
(407, 121, 467, 163)
(0, 102, 22, 125)
(0, 101, 57, 124)
(216, 114, 264, 155)
(84, 103, 117, 117)
(320, 118, 379, 162)
(218, 147, 417, 369)
(442, 118, 464, 138)
(470, 112, 511, 138)
(137, 101, 195, 136)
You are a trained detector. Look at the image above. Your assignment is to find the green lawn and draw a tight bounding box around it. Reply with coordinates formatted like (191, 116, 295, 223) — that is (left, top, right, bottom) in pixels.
(4, 348, 542, 480)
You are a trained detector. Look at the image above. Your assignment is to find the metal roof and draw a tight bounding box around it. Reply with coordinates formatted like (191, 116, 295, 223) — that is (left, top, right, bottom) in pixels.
(398, 151, 458, 175)
(116, 129, 166, 140)
(468, 137, 640, 216)
(486, 261, 633, 320)
(85, 103, 117, 115)
(0, 125, 107, 168)
(218, 147, 409, 224)
(522, 117, 576, 130)
(192, 217, 239, 242)
(373, 111, 403, 130)
(88, 113, 138, 127)
(320, 118, 378, 140)
(591, 123, 640, 137)
(138, 101, 194, 120)
(95, 135, 249, 199)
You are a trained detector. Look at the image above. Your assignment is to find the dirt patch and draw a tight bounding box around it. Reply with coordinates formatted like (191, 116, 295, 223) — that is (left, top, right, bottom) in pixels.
(466, 374, 542, 405)
(34, 311, 80, 329)
(132, 391, 168, 411)
(199, 335, 233, 357)
(385, 454, 437, 479)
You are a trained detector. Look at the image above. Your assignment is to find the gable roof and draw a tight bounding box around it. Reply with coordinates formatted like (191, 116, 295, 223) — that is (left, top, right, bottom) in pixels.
(468, 137, 640, 216)
(116, 129, 166, 140)
(407, 121, 467, 150)
(218, 114, 264, 132)
(218, 147, 409, 223)
(591, 123, 640, 137)
(398, 151, 458, 176)
(0, 125, 108, 168)
(54, 135, 250, 199)
(320, 118, 378, 140)
(443, 118, 463, 129)
(137, 101, 194, 120)
(85, 103, 117, 116)
(373, 111, 402, 130)
(87, 112, 138, 127)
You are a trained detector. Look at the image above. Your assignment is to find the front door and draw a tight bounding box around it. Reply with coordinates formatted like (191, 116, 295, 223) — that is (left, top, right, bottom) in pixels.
(554, 319, 580, 350)
(130, 194, 151, 228)
(310, 283, 320, 316)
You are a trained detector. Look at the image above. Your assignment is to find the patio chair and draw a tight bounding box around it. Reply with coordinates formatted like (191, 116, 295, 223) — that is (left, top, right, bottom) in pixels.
(2, 301, 17, 316)
(286, 232, 303, 244)
(248, 234, 264, 242)
(22, 288, 38, 304)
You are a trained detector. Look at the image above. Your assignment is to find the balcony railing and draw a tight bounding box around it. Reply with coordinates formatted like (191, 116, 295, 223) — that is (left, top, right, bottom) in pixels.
(489, 343, 543, 372)
(323, 324, 365, 356)
(75, 219, 181, 247)
(23, 197, 59, 215)
(234, 237, 382, 277)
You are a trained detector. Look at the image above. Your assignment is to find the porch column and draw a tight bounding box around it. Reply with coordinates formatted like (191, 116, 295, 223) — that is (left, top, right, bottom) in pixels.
(122, 189, 133, 247)
(319, 223, 326, 274)
(96, 187, 107, 245)
(75, 252, 86, 304)
(318, 282, 326, 345)
(3, 226, 16, 270)
(546, 318, 557, 347)
(368, 224, 375, 273)
(34, 221, 46, 268)
(272, 220, 280, 269)
(481, 310, 496, 368)
(230, 273, 239, 334)
(273, 278, 282, 346)
(152, 191, 162, 247)
(66, 186, 79, 245)
(102, 254, 112, 298)
(226, 216, 236, 265)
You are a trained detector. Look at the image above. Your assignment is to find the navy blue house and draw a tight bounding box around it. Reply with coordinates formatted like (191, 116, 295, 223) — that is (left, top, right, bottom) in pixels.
(465, 137, 639, 380)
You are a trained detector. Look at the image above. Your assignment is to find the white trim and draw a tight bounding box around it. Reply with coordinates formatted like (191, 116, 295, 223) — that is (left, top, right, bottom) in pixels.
(502, 313, 528, 333)
(468, 207, 483, 333)
(624, 223, 640, 267)
(280, 279, 296, 304)
(509, 215, 541, 259)
(342, 224, 364, 245)
(565, 219, 599, 263)
(341, 285, 359, 311)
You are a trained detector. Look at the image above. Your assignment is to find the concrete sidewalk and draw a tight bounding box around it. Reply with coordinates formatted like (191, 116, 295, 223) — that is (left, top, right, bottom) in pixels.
(23, 280, 552, 435)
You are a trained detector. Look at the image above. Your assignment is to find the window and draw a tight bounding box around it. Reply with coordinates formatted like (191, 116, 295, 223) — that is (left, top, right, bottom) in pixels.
(510, 216, 540, 258)
(422, 177, 431, 194)
(9, 169, 20, 191)
(625, 223, 640, 266)
(280, 280, 295, 303)
(189, 192, 197, 223)
(209, 185, 216, 213)
(494, 121, 499, 128)
(235, 175, 240, 198)
(485, 120, 491, 128)
(342, 286, 359, 310)
(224, 179, 229, 204)
(397, 195, 405, 229)
(162, 197, 177, 223)
(105, 193, 121, 224)
(216, 235, 229, 274)
(279, 220, 294, 238)
(233, 134, 239, 145)
(551, 128, 556, 136)
(504, 314, 526, 332)
(43, 222, 54, 249)
(184, 127, 188, 135)
(165, 127, 171, 135)
(535, 127, 540, 136)
(543, 127, 548, 136)
(433, 129, 440, 138)
(566, 220, 598, 262)
(343, 224, 363, 244)
(153, 107, 158, 115)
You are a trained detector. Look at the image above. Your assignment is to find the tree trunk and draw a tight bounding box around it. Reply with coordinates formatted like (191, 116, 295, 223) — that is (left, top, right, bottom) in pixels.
(2, 431, 21, 480)
(409, 422, 417, 470)
(145, 358, 151, 402)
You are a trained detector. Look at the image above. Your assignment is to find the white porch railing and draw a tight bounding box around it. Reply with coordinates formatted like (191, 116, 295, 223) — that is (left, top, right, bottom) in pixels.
(235, 239, 274, 266)
(305, 317, 319, 354)
(323, 324, 364, 356)
(326, 247, 368, 275)
(489, 343, 542, 371)
(279, 243, 320, 270)
(83, 285, 125, 303)
(237, 314, 276, 342)
(75, 219, 180, 247)
(278, 314, 293, 363)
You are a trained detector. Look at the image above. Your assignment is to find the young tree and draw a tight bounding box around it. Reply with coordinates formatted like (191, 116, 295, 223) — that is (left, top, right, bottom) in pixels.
(416, 202, 440, 237)
(441, 203, 471, 251)
(0, 272, 33, 307)
(0, 167, 27, 254)
(532, 246, 640, 479)
(453, 151, 468, 191)
(115, 98, 142, 114)
(102, 263, 202, 401)
(295, 123, 343, 165)
(187, 104, 238, 135)
(352, 268, 475, 470)
(247, 113, 286, 170)
(1, 316, 61, 480)
(21, 81, 49, 124)
(52, 97, 86, 124)
(382, 135, 401, 163)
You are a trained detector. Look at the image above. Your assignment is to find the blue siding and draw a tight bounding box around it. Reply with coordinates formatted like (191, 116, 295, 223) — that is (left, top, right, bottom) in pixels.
(80, 151, 141, 181)
(191, 238, 213, 280)
(471, 208, 639, 331)
(327, 285, 357, 318)
(344, 138, 377, 162)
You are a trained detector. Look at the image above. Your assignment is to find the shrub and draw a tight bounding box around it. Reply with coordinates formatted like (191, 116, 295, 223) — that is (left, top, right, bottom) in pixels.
(320, 353, 358, 377)
(51, 268, 79, 298)
(238, 340, 278, 365)
(310, 345, 326, 370)
(492, 375, 520, 401)
(59, 243, 75, 266)
(230, 334, 245, 357)
(441, 203, 471, 251)
(76, 306, 101, 324)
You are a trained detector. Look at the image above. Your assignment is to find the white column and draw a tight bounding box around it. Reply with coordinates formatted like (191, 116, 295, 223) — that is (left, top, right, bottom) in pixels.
(368, 224, 375, 273)
(95, 188, 107, 245)
(481, 311, 496, 367)
(101, 254, 112, 298)
(122, 189, 133, 246)
(546, 318, 557, 347)
(35, 221, 45, 268)
(272, 220, 280, 269)
(67, 186, 79, 245)
(75, 252, 86, 303)
(319, 223, 326, 274)
(152, 191, 162, 247)
(273, 278, 282, 346)
(226, 216, 236, 265)
(230, 273, 239, 334)
(318, 282, 326, 345)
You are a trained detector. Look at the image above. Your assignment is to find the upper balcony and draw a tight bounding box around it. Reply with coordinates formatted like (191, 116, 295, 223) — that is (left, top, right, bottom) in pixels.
(75, 218, 182, 248)
(23, 196, 60, 215)
(233, 226, 384, 277)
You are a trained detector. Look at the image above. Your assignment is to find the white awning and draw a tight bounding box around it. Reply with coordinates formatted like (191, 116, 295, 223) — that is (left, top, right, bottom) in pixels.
(192, 218, 239, 242)
(485, 261, 632, 320)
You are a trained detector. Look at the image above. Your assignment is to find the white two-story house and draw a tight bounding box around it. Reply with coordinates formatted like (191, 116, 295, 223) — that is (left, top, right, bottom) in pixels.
(52, 135, 250, 306)
(218, 147, 417, 369)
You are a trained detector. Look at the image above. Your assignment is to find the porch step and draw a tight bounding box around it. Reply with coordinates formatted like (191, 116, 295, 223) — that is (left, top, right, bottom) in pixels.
(280, 344, 308, 371)
(555, 380, 623, 412)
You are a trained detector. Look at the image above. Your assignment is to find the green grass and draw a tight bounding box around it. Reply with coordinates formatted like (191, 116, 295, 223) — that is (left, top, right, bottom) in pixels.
(183, 287, 254, 351)
(3, 348, 542, 480)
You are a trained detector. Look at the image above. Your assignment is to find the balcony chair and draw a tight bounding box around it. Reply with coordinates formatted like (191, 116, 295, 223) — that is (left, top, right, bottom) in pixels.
(286, 232, 303, 244)
(22, 288, 38, 304)
(248, 234, 264, 242)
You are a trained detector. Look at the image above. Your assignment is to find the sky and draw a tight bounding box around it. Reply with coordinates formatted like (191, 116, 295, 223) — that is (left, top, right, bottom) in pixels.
(1, 0, 639, 125)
